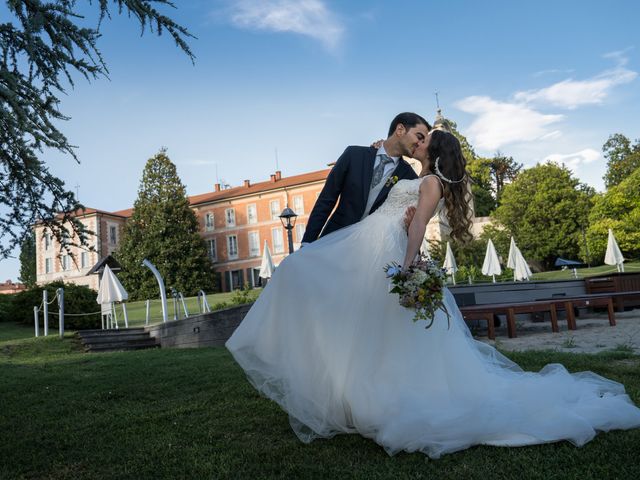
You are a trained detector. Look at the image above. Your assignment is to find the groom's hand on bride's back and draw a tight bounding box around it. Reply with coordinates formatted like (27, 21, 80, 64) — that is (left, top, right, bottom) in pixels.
(404, 206, 416, 231)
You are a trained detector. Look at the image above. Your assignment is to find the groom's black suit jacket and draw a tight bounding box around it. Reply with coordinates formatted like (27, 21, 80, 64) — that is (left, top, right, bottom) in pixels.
(301, 146, 418, 243)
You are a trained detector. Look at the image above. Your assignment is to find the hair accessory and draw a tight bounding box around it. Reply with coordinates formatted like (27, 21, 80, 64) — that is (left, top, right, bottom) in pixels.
(434, 157, 465, 184)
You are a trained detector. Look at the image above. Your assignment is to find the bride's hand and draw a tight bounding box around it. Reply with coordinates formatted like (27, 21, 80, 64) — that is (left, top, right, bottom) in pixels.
(403, 206, 416, 232)
(370, 139, 384, 149)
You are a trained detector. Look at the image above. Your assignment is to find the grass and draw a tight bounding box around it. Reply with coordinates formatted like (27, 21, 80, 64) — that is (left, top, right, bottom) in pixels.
(103, 289, 261, 328)
(0, 320, 36, 342)
(530, 261, 640, 281)
(1, 322, 639, 480)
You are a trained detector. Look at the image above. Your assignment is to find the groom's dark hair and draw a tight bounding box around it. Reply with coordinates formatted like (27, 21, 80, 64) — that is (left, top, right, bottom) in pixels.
(387, 112, 431, 137)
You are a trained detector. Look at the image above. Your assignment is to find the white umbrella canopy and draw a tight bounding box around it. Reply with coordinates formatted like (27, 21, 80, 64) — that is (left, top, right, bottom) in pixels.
(482, 239, 502, 282)
(259, 241, 275, 279)
(443, 241, 458, 285)
(506, 236, 517, 270)
(96, 265, 128, 304)
(604, 228, 625, 272)
(513, 246, 532, 281)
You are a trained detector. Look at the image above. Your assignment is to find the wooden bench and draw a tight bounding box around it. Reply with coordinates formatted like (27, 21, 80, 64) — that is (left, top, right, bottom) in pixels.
(546, 295, 616, 330)
(460, 300, 559, 339)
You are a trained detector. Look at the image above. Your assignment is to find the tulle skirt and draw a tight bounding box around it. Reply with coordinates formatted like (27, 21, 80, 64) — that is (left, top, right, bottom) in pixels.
(226, 213, 640, 458)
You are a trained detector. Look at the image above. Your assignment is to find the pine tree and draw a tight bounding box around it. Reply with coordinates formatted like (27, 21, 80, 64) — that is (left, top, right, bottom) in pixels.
(1, 1, 193, 258)
(116, 150, 214, 300)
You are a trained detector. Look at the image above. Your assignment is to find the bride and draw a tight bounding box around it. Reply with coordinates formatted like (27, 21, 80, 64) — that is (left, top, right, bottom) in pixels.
(226, 129, 640, 458)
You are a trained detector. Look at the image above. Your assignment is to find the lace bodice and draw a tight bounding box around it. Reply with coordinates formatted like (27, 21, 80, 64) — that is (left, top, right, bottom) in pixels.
(373, 177, 444, 221)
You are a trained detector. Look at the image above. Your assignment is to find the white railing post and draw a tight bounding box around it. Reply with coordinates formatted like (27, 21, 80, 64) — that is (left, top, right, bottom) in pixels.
(111, 302, 119, 329)
(58, 288, 64, 338)
(43, 290, 49, 336)
(34, 307, 39, 337)
(145, 300, 150, 326)
(179, 292, 189, 318)
(122, 303, 129, 328)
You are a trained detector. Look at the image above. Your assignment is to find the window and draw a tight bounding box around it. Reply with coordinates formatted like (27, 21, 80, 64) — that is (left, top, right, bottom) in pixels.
(272, 227, 284, 254)
(207, 239, 217, 261)
(44, 232, 51, 250)
(205, 212, 215, 231)
(225, 208, 236, 227)
(293, 195, 304, 215)
(81, 252, 89, 269)
(295, 223, 306, 242)
(247, 204, 258, 224)
(227, 235, 238, 259)
(61, 255, 71, 271)
(109, 225, 117, 244)
(45, 258, 52, 274)
(270, 200, 280, 220)
(248, 231, 260, 257)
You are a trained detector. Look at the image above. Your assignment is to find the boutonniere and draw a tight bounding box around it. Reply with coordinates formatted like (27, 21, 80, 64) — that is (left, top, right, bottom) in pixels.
(385, 176, 399, 188)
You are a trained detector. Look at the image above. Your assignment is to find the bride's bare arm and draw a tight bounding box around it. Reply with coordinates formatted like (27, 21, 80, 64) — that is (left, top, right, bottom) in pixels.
(402, 176, 443, 269)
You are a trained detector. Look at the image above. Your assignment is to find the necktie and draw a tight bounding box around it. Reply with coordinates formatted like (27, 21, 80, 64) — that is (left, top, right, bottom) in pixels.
(371, 154, 394, 189)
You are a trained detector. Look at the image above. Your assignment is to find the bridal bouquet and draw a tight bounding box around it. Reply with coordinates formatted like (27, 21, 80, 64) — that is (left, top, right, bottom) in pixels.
(384, 255, 450, 329)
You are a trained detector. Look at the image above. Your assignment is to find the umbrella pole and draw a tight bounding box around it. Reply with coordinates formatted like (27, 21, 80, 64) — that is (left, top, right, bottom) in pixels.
(492, 274, 496, 283)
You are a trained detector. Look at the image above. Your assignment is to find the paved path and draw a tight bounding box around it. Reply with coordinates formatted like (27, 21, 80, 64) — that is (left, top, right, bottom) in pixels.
(476, 310, 640, 354)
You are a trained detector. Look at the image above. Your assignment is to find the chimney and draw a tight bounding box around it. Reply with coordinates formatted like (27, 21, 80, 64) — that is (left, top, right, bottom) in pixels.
(270, 174, 277, 182)
(275, 170, 282, 180)
(243, 179, 250, 187)
(214, 183, 221, 192)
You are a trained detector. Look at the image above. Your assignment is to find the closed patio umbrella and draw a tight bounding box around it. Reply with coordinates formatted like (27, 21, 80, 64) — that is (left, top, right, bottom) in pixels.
(482, 239, 502, 283)
(259, 241, 275, 279)
(604, 228, 625, 272)
(443, 241, 458, 285)
(513, 246, 532, 281)
(96, 265, 128, 329)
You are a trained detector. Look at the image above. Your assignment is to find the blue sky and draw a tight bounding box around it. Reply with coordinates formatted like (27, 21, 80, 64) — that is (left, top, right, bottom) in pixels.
(2, 0, 639, 280)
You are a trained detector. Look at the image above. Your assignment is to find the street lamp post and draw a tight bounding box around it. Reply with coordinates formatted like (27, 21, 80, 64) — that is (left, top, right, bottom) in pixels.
(279, 206, 298, 254)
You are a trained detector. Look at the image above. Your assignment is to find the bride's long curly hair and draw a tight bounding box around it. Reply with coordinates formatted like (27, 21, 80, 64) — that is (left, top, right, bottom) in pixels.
(421, 130, 473, 243)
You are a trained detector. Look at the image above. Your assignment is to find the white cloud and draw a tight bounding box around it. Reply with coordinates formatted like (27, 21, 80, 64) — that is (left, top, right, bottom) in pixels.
(228, 0, 344, 51)
(455, 96, 564, 151)
(545, 148, 602, 171)
(532, 69, 574, 77)
(514, 53, 637, 109)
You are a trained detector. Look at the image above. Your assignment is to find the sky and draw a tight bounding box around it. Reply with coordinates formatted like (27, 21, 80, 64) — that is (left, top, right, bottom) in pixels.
(2, 0, 639, 280)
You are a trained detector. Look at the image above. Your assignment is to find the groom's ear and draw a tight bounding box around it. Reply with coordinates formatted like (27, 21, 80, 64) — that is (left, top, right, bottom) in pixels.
(394, 123, 407, 137)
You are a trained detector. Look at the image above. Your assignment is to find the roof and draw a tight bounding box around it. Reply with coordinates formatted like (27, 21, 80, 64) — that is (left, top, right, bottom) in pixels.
(86, 255, 123, 275)
(56, 168, 332, 220)
(189, 168, 331, 206)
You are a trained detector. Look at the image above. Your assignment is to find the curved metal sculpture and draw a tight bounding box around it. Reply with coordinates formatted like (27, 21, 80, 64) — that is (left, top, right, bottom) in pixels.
(142, 259, 168, 323)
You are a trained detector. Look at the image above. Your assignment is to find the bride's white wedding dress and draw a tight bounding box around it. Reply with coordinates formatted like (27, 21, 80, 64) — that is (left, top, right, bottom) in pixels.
(226, 178, 640, 458)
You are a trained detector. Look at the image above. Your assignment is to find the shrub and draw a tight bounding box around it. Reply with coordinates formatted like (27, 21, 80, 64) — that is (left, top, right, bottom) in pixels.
(8, 281, 101, 330)
(0, 294, 15, 322)
(230, 285, 259, 306)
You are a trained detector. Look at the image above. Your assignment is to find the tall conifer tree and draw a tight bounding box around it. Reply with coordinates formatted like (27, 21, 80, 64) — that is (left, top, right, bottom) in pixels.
(117, 150, 214, 299)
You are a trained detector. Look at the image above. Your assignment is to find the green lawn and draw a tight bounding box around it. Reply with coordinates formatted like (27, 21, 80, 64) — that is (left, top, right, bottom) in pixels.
(530, 261, 640, 282)
(1, 323, 639, 480)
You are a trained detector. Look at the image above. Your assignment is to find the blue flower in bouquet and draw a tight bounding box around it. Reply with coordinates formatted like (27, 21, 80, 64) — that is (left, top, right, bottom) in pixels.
(385, 264, 403, 278)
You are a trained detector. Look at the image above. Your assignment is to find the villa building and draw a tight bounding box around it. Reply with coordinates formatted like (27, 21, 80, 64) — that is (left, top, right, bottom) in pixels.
(34, 162, 482, 292)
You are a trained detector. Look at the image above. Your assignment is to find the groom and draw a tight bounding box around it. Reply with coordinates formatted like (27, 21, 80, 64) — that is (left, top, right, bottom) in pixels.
(301, 112, 431, 244)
